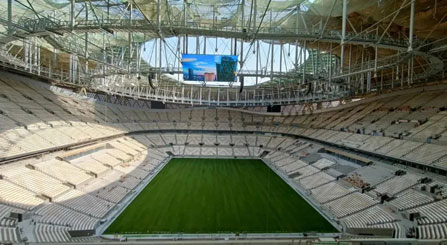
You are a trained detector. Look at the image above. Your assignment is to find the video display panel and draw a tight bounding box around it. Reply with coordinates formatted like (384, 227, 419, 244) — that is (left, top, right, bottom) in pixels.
(182, 54, 238, 82)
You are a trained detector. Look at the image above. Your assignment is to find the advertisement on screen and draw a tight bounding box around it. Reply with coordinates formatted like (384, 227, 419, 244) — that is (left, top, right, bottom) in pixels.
(182, 54, 238, 82)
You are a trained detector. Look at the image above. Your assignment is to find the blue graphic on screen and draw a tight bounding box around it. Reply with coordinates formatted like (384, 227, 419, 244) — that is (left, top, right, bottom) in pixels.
(182, 54, 238, 82)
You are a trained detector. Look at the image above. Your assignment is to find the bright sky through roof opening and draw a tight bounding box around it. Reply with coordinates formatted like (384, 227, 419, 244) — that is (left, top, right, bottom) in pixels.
(142, 37, 308, 86)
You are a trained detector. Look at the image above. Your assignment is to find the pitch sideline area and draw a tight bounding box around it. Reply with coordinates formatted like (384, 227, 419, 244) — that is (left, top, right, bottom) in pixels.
(104, 158, 337, 235)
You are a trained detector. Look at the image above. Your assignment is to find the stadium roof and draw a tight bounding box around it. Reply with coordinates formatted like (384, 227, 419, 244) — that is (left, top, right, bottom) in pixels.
(0, 0, 446, 106)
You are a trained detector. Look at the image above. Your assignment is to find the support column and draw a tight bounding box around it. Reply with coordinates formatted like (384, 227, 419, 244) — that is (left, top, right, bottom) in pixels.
(212, 5, 216, 29)
(190, 86, 194, 105)
(242, 39, 244, 86)
(401, 63, 404, 88)
(253, 0, 257, 31)
(410, 56, 414, 84)
(270, 41, 274, 83)
(70, 0, 75, 30)
(407, 58, 411, 86)
(159, 38, 162, 79)
(296, 3, 300, 34)
(183, 1, 186, 27)
(256, 40, 259, 85)
(340, 0, 348, 73)
(32, 40, 36, 72)
(184, 35, 188, 54)
(196, 36, 200, 54)
(279, 43, 283, 76)
(208, 88, 211, 104)
(408, 0, 415, 52)
(49, 54, 52, 78)
(154, 38, 158, 70)
(269, 9, 273, 82)
(328, 43, 332, 82)
(360, 46, 364, 93)
(302, 40, 306, 82)
(294, 41, 298, 70)
(7, 0, 12, 36)
(157, 0, 161, 30)
(348, 44, 351, 91)
(129, 2, 133, 73)
(199, 87, 202, 105)
(177, 37, 181, 81)
(392, 67, 395, 88)
(37, 43, 41, 75)
(24, 40, 30, 71)
(241, 0, 245, 29)
(240, 38, 244, 81)
(107, 0, 110, 21)
(85, 2, 89, 74)
(233, 38, 237, 56)
(181, 86, 184, 104)
(69, 54, 73, 83)
(53, 48, 57, 74)
(102, 33, 106, 85)
(367, 71, 371, 92)
(217, 88, 220, 106)
(315, 43, 319, 75)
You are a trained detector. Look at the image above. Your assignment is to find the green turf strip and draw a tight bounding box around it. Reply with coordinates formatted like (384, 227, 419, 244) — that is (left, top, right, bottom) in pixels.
(105, 158, 337, 234)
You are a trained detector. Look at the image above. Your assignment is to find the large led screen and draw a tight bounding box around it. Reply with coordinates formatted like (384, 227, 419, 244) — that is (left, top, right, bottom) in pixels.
(182, 54, 238, 82)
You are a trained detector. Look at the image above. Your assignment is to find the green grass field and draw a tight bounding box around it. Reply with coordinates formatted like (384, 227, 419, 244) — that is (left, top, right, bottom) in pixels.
(105, 158, 337, 234)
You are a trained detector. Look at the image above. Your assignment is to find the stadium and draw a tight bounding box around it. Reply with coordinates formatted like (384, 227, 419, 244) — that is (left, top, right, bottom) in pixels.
(0, 0, 447, 244)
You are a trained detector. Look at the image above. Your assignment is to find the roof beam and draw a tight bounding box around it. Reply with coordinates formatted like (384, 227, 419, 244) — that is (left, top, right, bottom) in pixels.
(377, 0, 408, 44)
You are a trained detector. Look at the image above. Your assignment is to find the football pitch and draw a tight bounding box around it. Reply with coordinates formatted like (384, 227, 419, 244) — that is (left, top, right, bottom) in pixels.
(105, 158, 337, 234)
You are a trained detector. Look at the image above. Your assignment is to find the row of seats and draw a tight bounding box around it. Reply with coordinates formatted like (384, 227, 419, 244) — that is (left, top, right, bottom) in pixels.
(265, 146, 405, 238)
(388, 189, 434, 211)
(297, 90, 447, 143)
(323, 192, 379, 218)
(0, 180, 44, 210)
(417, 223, 447, 239)
(2, 72, 446, 133)
(0, 133, 168, 243)
(2, 112, 446, 173)
(310, 182, 355, 204)
(291, 128, 447, 169)
(298, 172, 335, 190)
(154, 133, 295, 149)
(32, 159, 92, 187)
(34, 204, 98, 230)
(0, 227, 20, 243)
(373, 174, 421, 196)
(342, 206, 398, 229)
(1, 167, 71, 199)
(0, 204, 23, 227)
(409, 199, 447, 225)
(34, 223, 70, 243)
(1, 72, 447, 241)
(1, 130, 446, 241)
(179, 145, 253, 157)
